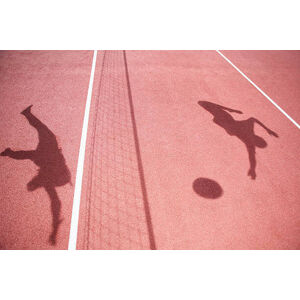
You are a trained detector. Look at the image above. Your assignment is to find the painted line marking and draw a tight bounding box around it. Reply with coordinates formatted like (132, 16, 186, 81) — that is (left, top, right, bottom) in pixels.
(216, 50, 300, 130)
(68, 50, 98, 250)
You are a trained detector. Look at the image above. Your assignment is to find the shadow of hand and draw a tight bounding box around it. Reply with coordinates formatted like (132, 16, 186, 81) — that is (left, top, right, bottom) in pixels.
(230, 109, 243, 114)
(0, 148, 12, 156)
(267, 129, 279, 138)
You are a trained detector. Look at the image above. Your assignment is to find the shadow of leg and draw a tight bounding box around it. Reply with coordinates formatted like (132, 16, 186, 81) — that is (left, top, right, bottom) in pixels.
(44, 185, 63, 245)
(246, 145, 257, 180)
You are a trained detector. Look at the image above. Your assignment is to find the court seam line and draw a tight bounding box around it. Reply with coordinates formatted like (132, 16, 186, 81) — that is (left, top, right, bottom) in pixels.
(216, 50, 300, 130)
(68, 50, 98, 250)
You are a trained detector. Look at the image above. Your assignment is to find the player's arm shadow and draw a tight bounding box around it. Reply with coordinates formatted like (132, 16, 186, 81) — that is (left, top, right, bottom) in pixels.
(1, 105, 71, 245)
(198, 101, 279, 180)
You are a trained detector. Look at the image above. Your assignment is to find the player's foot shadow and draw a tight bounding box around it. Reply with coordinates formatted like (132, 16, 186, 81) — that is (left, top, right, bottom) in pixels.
(0, 105, 72, 245)
(198, 101, 279, 180)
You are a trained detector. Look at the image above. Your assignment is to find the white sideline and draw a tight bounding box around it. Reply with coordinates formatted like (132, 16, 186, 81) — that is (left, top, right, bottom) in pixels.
(68, 50, 97, 250)
(216, 50, 300, 130)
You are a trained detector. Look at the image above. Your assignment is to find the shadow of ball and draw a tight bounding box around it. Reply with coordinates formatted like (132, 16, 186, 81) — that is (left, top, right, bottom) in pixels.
(193, 178, 223, 199)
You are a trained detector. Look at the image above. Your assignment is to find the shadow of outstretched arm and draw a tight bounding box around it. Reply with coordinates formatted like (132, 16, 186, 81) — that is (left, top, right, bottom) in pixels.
(198, 101, 243, 114)
(251, 118, 279, 137)
(0, 149, 35, 159)
(214, 104, 243, 114)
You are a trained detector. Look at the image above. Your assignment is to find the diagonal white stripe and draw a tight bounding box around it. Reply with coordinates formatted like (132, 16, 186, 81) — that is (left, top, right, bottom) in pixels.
(68, 50, 98, 250)
(216, 50, 300, 130)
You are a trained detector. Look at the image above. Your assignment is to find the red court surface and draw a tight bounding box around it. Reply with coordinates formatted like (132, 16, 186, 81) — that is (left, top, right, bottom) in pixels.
(0, 50, 299, 250)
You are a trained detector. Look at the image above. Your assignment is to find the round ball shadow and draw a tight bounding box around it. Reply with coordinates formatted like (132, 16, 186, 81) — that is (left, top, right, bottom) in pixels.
(193, 177, 223, 199)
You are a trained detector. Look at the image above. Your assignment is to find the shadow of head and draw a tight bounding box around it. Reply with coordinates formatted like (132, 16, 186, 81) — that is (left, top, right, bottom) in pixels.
(193, 177, 223, 199)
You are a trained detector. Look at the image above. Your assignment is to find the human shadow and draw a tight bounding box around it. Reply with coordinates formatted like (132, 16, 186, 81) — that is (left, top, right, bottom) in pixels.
(198, 101, 279, 179)
(0, 105, 71, 245)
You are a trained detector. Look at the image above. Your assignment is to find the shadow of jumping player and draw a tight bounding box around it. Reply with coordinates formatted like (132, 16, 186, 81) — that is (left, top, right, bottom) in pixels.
(198, 101, 278, 180)
(0, 105, 71, 245)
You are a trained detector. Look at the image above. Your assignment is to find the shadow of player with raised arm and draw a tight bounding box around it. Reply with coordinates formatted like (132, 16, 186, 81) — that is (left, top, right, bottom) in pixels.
(198, 101, 278, 180)
(0, 105, 71, 245)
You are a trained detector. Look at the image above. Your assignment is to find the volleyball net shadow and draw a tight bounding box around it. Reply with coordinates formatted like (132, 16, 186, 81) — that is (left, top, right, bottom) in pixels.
(81, 51, 156, 250)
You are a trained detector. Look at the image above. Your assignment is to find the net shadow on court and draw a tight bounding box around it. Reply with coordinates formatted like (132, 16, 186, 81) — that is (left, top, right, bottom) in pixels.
(81, 51, 156, 250)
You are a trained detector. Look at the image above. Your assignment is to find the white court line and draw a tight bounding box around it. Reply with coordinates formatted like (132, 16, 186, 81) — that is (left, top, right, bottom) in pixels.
(68, 50, 98, 250)
(216, 50, 300, 130)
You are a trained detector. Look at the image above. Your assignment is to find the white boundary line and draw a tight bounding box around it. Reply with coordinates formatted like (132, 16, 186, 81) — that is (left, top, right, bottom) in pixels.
(216, 50, 300, 130)
(68, 50, 98, 250)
